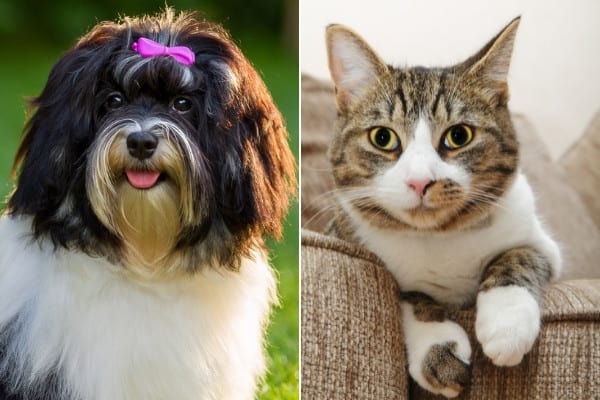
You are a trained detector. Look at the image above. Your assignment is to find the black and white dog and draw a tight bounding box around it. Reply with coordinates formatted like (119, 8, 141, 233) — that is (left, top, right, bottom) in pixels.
(0, 9, 295, 400)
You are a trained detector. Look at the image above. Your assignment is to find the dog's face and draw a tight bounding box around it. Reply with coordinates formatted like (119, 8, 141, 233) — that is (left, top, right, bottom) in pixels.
(8, 10, 296, 276)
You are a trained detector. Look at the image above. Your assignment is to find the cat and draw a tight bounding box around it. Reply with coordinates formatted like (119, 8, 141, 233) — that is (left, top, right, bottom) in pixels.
(324, 17, 561, 398)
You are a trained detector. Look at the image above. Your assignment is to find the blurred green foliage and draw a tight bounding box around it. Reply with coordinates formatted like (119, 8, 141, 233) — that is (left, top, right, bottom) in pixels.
(0, 0, 289, 45)
(0, 1, 298, 399)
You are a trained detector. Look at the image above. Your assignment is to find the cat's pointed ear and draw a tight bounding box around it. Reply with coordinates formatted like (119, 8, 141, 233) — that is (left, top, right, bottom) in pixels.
(326, 24, 388, 111)
(460, 17, 521, 105)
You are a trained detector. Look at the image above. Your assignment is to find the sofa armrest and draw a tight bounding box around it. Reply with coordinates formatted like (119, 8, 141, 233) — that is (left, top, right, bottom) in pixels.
(301, 230, 600, 400)
(301, 230, 408, 400)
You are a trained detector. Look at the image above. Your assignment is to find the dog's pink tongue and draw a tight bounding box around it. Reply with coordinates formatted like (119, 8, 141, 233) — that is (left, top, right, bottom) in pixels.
(125, 170, 161, 189)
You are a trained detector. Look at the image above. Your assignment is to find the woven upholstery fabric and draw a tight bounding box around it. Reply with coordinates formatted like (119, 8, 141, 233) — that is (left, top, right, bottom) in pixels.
(301, 231, 600, 400)
(300, 75, 600, 280)
(301, 230, 408, 400)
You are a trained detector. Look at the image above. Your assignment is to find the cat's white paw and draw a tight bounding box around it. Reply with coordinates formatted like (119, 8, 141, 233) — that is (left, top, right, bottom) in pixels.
(402, 304, 472, 398)
(475, 285, 540, 366)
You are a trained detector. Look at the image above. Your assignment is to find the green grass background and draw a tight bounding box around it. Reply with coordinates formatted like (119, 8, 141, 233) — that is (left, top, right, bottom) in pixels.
(0, 1, 299, 399)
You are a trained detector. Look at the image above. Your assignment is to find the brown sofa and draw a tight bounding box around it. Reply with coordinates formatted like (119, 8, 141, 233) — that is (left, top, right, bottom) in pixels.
(300, 76, 600, 399)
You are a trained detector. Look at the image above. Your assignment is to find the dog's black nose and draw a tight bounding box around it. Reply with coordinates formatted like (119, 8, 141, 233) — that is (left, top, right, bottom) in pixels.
(127, 131, 158, 160)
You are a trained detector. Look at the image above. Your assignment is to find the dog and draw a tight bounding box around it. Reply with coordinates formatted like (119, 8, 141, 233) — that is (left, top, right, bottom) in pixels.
(0, 9, 295, 400)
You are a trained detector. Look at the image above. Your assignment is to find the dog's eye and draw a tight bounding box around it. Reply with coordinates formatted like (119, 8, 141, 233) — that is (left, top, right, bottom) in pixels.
(106, 93, 125, 109)
(172, 97, 192, 113)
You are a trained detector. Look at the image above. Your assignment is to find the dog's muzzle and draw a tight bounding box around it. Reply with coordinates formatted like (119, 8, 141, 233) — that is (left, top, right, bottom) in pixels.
(123, 130, 164, 190)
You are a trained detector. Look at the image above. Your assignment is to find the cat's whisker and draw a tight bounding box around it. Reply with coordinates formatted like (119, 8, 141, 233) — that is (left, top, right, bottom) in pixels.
(302, 189, 355, 227)
(469, 186, 511, 208)
(301, 166, 333, 172)
(301, 202, 339, 229)
(333, 187, 387, 201)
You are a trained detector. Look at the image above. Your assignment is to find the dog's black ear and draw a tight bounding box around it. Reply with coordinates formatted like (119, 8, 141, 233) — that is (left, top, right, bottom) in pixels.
(8, 30, 121, 244)
(213, 46, 297, 241)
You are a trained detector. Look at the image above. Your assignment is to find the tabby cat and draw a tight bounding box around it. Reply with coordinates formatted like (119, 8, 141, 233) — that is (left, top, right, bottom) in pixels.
(324, 17, 561, 398)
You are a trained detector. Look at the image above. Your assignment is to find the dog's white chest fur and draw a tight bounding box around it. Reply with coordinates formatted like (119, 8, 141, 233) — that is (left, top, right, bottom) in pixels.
(350, 173, 561, 305)
(0, 216, 274, 400)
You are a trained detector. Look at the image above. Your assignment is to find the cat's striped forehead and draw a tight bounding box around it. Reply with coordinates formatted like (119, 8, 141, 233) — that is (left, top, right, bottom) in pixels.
(395, 68, 456, 119)
(355, 66, 477, 132)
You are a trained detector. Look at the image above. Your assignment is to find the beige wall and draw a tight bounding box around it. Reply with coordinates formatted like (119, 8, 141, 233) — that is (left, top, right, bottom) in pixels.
(301, 0, 600, 160)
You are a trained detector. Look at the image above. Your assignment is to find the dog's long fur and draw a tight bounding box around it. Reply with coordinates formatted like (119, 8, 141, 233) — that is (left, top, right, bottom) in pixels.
(0, 9, 295, 400)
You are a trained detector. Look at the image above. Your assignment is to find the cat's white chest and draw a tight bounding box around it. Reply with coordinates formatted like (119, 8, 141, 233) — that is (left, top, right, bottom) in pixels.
(348, 173, 561, 305)
(359, 224, 499, 304)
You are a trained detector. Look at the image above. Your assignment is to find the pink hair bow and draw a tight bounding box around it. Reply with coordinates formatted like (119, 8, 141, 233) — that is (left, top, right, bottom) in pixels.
(131, 37, 195, 66)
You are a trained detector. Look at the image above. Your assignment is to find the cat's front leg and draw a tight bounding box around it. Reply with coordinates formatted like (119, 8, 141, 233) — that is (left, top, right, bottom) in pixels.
(400, 292, 472, 398)
(476, 246, 552, 366)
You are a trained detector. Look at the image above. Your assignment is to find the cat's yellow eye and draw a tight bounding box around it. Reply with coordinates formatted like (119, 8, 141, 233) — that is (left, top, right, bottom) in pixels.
(443, 124, 473, 149)
(368, 127, 400, 151)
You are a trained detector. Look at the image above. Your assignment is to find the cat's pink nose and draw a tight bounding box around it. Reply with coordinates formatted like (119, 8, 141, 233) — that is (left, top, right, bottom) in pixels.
(407, 179, 433, 198)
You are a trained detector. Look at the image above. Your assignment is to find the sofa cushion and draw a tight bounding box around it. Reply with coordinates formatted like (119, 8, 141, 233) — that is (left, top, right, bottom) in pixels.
(560, 109, 600, 229)
(516, 116, 600, 279)
(300, 75, 600, 279)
